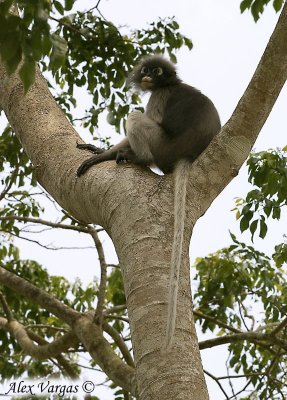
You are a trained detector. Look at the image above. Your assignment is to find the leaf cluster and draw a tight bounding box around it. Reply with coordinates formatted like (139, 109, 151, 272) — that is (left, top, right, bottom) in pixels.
(240, 0, 284, 21)
(194, 233, 287, 398)
(234, 149, 287, 241)
(194, 233, 287, 332)
(0, 1, 192, 134)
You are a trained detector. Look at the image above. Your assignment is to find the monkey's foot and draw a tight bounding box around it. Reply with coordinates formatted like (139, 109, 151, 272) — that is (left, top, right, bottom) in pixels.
(76, 143, 105, 154)
(116, 149, 133, 164)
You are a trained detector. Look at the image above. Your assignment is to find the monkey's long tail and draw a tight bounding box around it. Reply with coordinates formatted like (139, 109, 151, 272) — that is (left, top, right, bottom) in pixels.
(163, 159, 190, 351)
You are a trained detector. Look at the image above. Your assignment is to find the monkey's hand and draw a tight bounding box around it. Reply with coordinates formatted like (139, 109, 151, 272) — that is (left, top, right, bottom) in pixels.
(76, 142, 105, 155)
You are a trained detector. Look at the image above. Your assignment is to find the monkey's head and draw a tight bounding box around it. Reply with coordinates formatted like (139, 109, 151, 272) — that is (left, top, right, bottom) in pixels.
(128, 55, 180, 91)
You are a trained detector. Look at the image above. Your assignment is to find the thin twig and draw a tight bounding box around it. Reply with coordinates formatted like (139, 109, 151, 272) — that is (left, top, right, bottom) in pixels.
(0, 215, 90, 233)
(103, 321, 134, 367)
(105, 304, 127, 314)
(0, 166, 19, 201)
(104, 314, 129, 323)
(271, 316, 287, 336)
(88, 227, 108, 327)
(203, 369, 229, 399)
(0, 292, 13, 321)
(193, 309, 242, 334)
(25, 324, 68, 333)
(1, 230, 95, 250)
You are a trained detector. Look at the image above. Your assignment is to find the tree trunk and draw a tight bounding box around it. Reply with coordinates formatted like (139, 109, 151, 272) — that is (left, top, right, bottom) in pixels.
(0, 67, 209, 398)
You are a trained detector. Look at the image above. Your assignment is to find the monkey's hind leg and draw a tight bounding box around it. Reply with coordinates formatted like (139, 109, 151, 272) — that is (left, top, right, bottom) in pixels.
(116, 147, 149, 168)
(126, 110, 164, 165)
(77, 138, 131, 176)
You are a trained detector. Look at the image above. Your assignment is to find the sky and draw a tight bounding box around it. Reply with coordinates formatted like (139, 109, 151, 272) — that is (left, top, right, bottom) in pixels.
(1, 0, 287, 398)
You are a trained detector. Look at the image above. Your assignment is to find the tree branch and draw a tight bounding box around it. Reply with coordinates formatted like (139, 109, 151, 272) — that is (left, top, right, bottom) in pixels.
(270, 316, 287, 336)
(199, 330, 287, 351)
(0, 266, 79, 324)
(7, 319, 78, 359)
(0, 315, 79, 378)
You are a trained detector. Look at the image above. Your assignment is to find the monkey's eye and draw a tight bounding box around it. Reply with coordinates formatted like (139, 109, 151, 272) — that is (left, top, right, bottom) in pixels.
(141, 66, 148, 75)
(153, 67, 163, 76)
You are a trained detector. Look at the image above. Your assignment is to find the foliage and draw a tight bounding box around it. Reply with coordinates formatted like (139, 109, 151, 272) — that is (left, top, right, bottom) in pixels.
(0, 242, 76, 379)
(0, 241, 127, 383)
(240, 0, 284, 21)
(234, 149, 287, 241)
(194, 233, 287, 399)
(0, 0, 192, 134)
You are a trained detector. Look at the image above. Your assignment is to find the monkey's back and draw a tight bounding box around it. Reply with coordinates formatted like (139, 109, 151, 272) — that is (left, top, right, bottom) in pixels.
(147, 83, 221, 173)
(162, 83, 220, 139)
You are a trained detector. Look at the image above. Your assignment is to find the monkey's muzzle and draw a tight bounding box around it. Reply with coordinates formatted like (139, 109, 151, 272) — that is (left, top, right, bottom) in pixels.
(140, 76, 154, 90)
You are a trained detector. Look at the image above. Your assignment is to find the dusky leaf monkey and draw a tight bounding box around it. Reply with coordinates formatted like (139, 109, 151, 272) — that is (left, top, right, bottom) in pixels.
(77, 55, 221, 350)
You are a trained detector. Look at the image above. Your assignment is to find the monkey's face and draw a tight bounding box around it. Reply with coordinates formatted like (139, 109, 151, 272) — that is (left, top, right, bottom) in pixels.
(139, 66, 164, 90)
(139, 64, 177, 91)
(128, 56, 179, 91)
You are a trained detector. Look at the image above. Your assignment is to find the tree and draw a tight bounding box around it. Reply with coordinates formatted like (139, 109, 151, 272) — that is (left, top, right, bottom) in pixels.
(0, 1, 287, 399)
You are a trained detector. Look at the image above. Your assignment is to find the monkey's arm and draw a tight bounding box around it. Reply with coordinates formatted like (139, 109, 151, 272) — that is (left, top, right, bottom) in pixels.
(77, 138, 131, 176)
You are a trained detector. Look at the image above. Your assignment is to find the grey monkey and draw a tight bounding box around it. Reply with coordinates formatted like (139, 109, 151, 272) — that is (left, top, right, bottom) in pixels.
(77, 55, 221, 349)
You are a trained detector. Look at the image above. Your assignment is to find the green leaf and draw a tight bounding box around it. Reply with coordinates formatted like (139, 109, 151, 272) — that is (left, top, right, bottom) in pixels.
(272, 206, 281, 220)
(65, 0, 75, 11)
(54, 1, 64, 15)
(240, 0, 253, 13)
(259, 218, 268, 239)
(5, 46, 22, 75)
(184, 37, 193, 50)
(50, 34, 68, 72)
(19, 60, 36, 93)
(250, 219, 258, 242)
(106, 111, 116, 125)
(0, 33, 20, 61)
(251, 0, 265, 22)
(240, 216, 250, 232)
(30, 31, 43, 61)
(273, 0, 283, 12)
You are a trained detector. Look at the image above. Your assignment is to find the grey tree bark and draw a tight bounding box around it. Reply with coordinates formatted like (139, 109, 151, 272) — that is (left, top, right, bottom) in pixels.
(0, 3, 287, 399)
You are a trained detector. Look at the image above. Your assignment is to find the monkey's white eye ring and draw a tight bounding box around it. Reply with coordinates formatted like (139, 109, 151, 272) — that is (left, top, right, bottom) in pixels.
(153, 67, 163, 76)
(141, 66, 148, 74)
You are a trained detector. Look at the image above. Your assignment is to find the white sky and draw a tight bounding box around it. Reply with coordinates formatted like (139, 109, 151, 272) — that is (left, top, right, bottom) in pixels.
(1, 0, 287, 398)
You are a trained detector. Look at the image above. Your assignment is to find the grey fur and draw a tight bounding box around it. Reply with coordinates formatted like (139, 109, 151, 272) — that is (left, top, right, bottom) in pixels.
(76, 55, 221, 349)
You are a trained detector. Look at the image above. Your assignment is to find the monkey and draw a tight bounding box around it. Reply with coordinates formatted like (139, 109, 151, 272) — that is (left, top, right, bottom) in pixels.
(76, 55, 221, 350)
